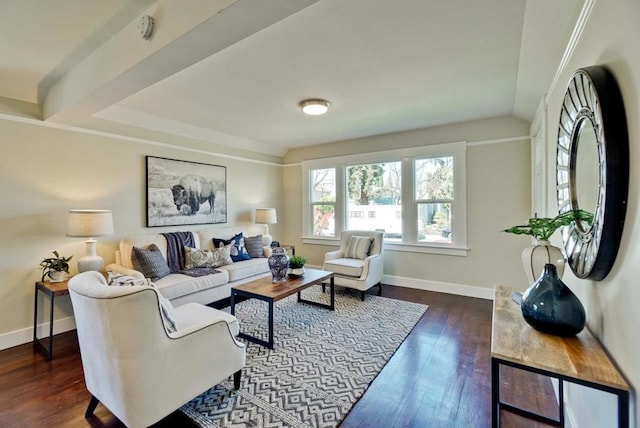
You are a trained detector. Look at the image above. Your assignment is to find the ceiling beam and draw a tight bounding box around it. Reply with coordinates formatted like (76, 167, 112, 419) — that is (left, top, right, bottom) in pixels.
(42, 0, 318, 125)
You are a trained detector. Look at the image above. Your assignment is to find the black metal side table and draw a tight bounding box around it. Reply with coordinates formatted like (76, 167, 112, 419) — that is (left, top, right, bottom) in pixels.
(33, 278, 70, 360)
(277, 244, 295, 256)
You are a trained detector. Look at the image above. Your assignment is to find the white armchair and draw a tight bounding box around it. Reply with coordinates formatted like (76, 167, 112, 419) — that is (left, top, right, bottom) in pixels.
(323, 230, 384, 301)
(68, 271, 246, 428)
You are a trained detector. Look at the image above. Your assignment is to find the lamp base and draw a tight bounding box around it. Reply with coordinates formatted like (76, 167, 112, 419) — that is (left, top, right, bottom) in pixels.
(78, 238, 103, 272)
(78, 255, 104, 273)
(261, 224, 273, 247)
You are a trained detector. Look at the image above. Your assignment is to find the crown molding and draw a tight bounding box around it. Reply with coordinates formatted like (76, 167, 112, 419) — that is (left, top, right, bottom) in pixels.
(545, 0, 596, 105)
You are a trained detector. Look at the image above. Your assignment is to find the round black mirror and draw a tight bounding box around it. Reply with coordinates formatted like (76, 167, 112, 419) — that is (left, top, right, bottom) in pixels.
(556, 66, 629, 280)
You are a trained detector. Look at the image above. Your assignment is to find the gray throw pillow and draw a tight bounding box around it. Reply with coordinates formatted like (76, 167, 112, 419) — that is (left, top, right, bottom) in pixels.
(131, 244, 171, 280)
(244, 234, 264, 258)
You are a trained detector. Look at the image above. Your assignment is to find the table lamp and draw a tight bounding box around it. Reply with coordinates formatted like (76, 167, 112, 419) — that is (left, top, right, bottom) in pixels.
(67, 209, 114, 272)
(255, 208, 277, 247)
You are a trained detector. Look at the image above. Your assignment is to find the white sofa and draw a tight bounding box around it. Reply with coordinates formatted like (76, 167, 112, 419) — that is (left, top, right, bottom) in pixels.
(106, 227, 272, 307)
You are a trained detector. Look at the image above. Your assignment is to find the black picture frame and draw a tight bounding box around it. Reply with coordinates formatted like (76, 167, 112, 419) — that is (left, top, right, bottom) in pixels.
(146, 156, 227, 227)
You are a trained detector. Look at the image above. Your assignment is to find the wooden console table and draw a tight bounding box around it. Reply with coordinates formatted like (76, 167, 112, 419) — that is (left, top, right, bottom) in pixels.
(491, 285, 629, 427)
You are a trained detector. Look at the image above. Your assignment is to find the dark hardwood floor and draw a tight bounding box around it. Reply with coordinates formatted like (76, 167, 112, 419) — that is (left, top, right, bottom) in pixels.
(0, 286, 557, 427)
(341, 287, 558, 428)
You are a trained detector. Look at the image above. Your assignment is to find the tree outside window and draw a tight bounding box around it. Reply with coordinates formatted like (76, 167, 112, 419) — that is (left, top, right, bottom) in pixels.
(311, 168, 336, 237)
(346, 162, 401, 237)
(415, 157, 453, 243)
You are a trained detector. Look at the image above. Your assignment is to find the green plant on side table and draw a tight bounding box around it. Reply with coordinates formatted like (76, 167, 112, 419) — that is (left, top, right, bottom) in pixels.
(288, 255, 307, 277)
(39, 251, 73, 283)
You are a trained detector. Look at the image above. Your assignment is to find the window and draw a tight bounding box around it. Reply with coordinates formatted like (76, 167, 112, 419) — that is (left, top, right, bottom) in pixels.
(415, 157, 453, 244)
(302, 142, 467, 255)
(346, 161, 401, 235)
(310, 168, 336, 237)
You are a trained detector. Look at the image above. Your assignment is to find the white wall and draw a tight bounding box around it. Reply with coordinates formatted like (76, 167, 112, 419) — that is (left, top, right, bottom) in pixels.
(543, 0, 640, 425)
(0, 117, 282, 349)
(283, 116, 533, 297)
(0, 113, 531, 349)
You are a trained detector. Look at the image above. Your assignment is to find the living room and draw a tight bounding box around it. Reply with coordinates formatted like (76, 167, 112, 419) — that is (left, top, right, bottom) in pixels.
(1, 0, 639, 427)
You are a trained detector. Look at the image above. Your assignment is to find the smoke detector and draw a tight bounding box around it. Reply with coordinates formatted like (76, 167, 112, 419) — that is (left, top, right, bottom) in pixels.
(138, 15, 155, 40)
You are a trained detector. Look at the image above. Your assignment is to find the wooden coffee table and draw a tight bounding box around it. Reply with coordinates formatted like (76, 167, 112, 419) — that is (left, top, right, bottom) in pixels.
(230, 268, 334, 349)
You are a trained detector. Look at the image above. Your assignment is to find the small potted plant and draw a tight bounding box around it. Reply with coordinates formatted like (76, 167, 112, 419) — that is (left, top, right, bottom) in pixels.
(288, 255, 307, 277)
(39, 251, 73, 283)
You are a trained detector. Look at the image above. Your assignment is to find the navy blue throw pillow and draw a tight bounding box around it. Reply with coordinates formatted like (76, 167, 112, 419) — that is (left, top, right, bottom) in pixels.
(213, 233, 251, 262)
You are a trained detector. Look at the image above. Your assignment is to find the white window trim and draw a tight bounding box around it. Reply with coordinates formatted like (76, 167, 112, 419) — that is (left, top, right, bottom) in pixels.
(302, 141, 468, 256)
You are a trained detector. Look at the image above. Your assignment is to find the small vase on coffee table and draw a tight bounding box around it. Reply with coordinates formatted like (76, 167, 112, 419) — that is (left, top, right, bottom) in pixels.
(268, 247, 289, 283)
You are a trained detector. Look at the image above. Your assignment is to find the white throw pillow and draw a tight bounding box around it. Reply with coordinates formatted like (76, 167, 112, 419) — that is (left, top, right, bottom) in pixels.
(107, 270, 151, 287)
(345, 236, 373, 260)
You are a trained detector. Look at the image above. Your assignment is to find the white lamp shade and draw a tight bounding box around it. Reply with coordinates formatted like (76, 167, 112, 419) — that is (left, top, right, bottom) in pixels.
(255, 208, 277, 225)
(67, 210, 114, 237)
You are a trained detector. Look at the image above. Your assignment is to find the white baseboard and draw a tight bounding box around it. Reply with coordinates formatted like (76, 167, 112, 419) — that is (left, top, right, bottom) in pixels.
(307, 265, 494, 300)
(0, 316, 76, 352)
(382, 274, 494, 300)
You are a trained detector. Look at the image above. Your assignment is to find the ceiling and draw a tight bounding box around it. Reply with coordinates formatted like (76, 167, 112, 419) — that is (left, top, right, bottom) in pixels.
(0, 0, 582, 157)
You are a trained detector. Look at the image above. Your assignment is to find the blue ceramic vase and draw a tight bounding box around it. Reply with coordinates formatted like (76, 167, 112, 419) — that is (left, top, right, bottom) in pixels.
(268, 247, 289, 283)
(520, 263, 586, 337)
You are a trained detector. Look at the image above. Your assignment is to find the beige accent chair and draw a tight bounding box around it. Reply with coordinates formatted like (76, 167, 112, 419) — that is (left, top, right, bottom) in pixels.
(323, 230, 384, 300)
(68, 271, 245, 428)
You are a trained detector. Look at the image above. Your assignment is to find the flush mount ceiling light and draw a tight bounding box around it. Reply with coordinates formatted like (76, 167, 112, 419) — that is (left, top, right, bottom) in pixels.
(299, 99, 331, 115)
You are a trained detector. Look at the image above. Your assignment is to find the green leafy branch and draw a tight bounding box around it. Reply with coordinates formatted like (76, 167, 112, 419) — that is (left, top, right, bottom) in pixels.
(502, 210, 594, 241)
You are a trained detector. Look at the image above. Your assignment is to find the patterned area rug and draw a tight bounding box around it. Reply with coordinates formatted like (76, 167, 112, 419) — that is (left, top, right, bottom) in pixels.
(180, 288, 428, 428)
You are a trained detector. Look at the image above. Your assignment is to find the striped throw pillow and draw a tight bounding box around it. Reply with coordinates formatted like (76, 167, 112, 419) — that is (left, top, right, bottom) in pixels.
(244, 235, 264, 258)
(344, 236, 373, 260)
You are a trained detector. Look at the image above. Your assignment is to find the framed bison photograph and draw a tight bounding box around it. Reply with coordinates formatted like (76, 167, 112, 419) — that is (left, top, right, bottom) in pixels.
(146, 156, 227, 227)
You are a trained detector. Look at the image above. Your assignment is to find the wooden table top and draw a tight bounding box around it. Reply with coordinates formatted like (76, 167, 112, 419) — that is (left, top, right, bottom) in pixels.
(232, 268, 333, 302)
(491, 285, 629, 391)
(36, 279, 70, 295)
